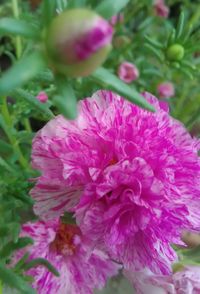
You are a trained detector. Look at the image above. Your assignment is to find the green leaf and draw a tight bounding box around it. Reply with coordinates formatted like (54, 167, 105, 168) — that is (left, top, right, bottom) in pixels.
(186, 105, 200, 129)
(54, 77, 77, 119)
(180, 245, 200, 264)
(96, 0, 130, 19)
(0, 223, 20, 237)
(14, 192, 34, 205)
(176, 11, 185, 39)
(35, 69, 54, 83)
(23, 258, 59, 277)
(0, 237, 33, 260)
(0, 262, 35, 294)
(92, 67, 155, 112)
(14, 253, 30, 271)
(144, 35, 163, 49)
(138, 17, 154, 31)
(56, 0, 68, 11)
(144, 43, 164, 62)
(0, 156, 14, 173)
(13, 89, 54, 119)
(167, 28, 176, 46)
(0, 51, 46, 96)
(42, 0, 56, 26)
(0, 18, 39, 39)
(0, 139, 13, 154)
(17, 131, 34, 144)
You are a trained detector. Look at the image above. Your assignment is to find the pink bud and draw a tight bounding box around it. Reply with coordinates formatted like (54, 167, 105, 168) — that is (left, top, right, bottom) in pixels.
(110, 13, 124, 26)
(36, 91, 48, 103)
(117, 62, 139, 83)
(45, 9, 113, 77)
(154, 0, 169, 18)
(157, 82, 175, 98)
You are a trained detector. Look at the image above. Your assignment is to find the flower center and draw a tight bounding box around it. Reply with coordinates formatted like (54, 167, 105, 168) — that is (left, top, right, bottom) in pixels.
(108, 157, 118, 166)
(50, 223, 80, 256)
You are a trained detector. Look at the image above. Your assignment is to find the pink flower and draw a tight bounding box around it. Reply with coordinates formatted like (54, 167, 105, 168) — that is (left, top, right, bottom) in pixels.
(110, 13, 124, 26)
(14, 219, 120, 294)
(31, 90, 200, 274)
(157, 82, 175, 98)
(36, 91, 48, 103)
(154, 0, 169, 18)
(118, 62, 139, 83)
(126, 266, 200, 294)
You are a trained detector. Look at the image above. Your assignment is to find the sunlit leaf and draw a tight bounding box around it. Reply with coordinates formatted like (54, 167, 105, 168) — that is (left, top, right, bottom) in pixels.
(0, 51, 46, 96)
(96, 0, 130, 19)
(0, 18, 39, 39)
(91, 67, 155, 112)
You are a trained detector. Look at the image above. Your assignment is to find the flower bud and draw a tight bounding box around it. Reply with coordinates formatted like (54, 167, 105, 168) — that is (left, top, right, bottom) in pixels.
(118, 62, 139, 83)
(166, 44, 185, 61)
(113, 36, 131, 49)
(36, 91, 48, 103)
(157, 82, 175, 98)
(45, 9, 113, 77)
(153, 0, 169, 18)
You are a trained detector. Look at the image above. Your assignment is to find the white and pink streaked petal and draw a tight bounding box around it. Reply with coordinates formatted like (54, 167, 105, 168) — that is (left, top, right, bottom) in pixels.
(31, 179, 83, 219)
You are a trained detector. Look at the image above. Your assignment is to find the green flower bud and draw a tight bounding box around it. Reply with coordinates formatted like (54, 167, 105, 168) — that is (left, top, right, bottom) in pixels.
(113, 36, 131, 49)
(166, 44, 185, 61)
(45, 9, 113, 77)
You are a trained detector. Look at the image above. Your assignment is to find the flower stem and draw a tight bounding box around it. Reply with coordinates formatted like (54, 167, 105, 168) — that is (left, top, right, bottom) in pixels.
(11, 0, 32, 135)
(11, 0, 22, 59)
(23, 118, 32, 132)
(0, 280, 2, 294)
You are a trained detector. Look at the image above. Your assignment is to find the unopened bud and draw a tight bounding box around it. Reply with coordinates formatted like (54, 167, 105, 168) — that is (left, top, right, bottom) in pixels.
(113, 36, 131, 49)
(45, 9, 113, 77)
(118, 62, 139, 83)
(157, 82, 175, 98)
(36, 91, 48, 103)
(166, 44, 184, 61)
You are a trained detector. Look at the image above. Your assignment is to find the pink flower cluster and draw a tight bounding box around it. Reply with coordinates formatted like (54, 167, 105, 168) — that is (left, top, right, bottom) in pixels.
(15, 90, 200, 293)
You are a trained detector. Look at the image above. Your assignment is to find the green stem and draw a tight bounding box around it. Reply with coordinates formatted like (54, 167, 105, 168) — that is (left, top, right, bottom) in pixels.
(23, 118, 32, 132)
(1, 97, 29, 170)
(189, 6, 200, 28)
(172, 85, 188, 119)
(11, 0, 22, 59)
(0, 280, 2, 294)
(12, 0, 32, 135)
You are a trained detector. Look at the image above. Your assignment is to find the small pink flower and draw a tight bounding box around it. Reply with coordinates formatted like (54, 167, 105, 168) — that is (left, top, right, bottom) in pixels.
(126, 266, 200, 294)
(157, 82, 175, 98)
(13, 219, 120, 294)
(154, 0, 169, 18)
(110, 13, 124, 26)
(118, 62, 139, 83)
(36, 91, 48, 103)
